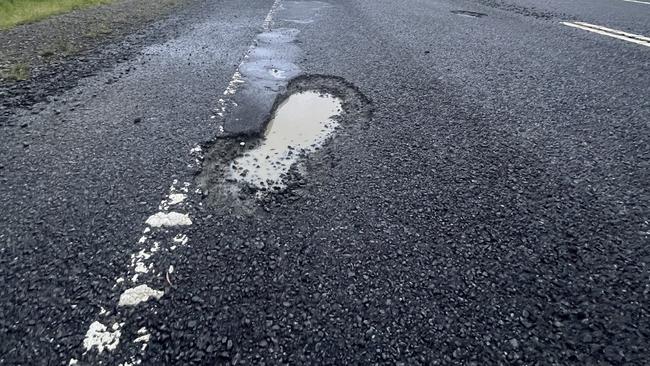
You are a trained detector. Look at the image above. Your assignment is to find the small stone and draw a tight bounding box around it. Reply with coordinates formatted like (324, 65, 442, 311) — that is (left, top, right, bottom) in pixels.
(509, 338, 519, 348)
(20, 122, 28, 128)
(604, 346, 623, 362)
(521, 318, 534, 328)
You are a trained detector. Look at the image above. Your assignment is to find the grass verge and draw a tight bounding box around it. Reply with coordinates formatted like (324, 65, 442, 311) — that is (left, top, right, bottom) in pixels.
(0, 62, 30, 81)
(0, 0, 113, 29)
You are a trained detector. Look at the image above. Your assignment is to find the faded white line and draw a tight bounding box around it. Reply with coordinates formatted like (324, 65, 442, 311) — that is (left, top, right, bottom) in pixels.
(145, 212, 192, 227)
(263, 0, 283, 30)
(83, 321, 123, 353)
(213, 0, 283, 134)
(167, 193, 187, 205)
(75, 1, 284, 364)
(622, 0, 650, 5)
(133, 329, 151, 352)
(118, 285, 165, 307)
(562, 21, 650, 47)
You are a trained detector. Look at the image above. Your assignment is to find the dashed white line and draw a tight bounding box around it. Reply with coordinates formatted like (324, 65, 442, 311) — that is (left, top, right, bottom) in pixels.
(74, 1, 285, 364)
(166, 193, 187, 206)
(83, 321, 123, 353)
(214, 0, 282, 135)
(145, 211, 192, 227)
(172, 233, 189, 245)
(263, 0, 283, 30)
(562, 21, 650, 47)
(118, 285, 165, 307)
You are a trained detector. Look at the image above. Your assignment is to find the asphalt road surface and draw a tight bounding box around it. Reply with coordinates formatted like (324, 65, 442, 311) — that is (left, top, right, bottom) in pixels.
(1, 0, 648, 364)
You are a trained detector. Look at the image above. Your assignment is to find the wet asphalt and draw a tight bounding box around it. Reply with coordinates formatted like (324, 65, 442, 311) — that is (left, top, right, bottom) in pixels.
(1, 0, 649, 365)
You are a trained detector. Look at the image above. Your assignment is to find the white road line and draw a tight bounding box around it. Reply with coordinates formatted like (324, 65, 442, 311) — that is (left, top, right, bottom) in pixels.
(622, 0, 650, 5)
(562, 21, 650, 47)
(263, 0, 283, 30)
(573, 21, 650, 42)
(73, 0, 285, 364)
(213, 0, 282, 133)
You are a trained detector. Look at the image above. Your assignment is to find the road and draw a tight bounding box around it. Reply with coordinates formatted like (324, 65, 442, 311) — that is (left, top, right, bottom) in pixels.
(1, 0, 648, 364)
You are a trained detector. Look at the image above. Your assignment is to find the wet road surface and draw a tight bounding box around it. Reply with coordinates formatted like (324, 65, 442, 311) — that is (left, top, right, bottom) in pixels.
(1, 0, 648, 364)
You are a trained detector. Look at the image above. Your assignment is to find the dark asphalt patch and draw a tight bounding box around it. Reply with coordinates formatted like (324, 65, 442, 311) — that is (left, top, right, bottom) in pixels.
(199, 74, 372, 207)
(450, 10, 488, 18)
(220, 28, 302, 137)
(277, 0, 332, 25)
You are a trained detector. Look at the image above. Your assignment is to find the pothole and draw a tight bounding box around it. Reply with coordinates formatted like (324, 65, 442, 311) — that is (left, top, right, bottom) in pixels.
(227, 91, 342, 191)
(450, 10, 488, 18)
(199, 75, 372, 207)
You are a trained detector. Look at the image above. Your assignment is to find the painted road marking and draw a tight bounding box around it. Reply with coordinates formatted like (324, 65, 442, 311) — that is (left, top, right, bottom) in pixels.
(212, 0, 283, 131)
(571, 22, 650, 42)
(118, 284, 165, 307)
(74, 0, 284, 364)
(82, 321, 123, 353)
(145, 211, 192, 227)
(562, 21, 650, 47)
(621, 0, 650, 5)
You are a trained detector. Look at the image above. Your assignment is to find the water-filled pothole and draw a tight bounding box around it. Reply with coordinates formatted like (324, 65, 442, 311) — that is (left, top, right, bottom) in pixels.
(199, 74, 372, 207)
(451, 10, 487, 18)
(228, 91, 342, 191)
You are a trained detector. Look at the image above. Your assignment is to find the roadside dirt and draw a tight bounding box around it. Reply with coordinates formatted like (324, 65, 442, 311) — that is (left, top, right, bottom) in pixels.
(0, 0, 191, 125)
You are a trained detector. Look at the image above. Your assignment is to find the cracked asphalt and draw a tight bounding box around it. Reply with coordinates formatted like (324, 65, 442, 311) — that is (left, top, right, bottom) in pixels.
(1, 0, 648, 365)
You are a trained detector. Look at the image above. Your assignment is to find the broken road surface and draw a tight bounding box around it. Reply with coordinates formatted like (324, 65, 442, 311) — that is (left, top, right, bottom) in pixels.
(1, 0, 648, 364)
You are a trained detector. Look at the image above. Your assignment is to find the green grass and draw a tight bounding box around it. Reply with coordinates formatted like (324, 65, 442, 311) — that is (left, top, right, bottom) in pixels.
(0, 62, 30, 81)
(0, 0, 113, 29)
(84, 21, 113, 38)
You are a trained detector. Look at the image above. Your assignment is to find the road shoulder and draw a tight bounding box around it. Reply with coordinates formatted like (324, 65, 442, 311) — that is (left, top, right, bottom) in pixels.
(0, 0, 192, 125)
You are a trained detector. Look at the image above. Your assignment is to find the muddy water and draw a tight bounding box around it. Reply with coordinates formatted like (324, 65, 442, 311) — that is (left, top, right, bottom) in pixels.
(228, 91, 342, 190)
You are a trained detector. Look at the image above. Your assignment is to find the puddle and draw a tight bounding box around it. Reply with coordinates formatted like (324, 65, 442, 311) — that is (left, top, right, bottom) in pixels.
(199, 74, 372, 206)
(227, 91, 342, 191)
(450, 10, 487, 18)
